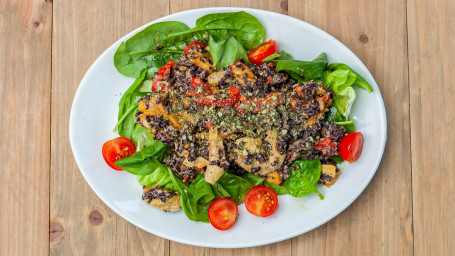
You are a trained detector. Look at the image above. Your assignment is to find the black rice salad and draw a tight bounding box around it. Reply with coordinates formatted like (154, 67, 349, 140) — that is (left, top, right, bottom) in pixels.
(134, 41, 346, 186)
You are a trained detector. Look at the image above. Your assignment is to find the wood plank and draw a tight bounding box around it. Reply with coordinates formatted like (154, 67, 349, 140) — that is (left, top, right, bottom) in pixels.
(288, 0, 413, 255)
(168, 1, 290, 255)
(50, 1, 170, 255)
(407, 0, 455, 255)
(0, 0, 52, 255)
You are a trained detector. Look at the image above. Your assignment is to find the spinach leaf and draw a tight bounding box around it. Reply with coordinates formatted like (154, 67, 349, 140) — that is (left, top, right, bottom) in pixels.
(162, 163, 210, 222)
(208, 35, 226, 66)
(262, 50, 293, 62)
(114, 140, 167, 175)
(211, 183, 231, 198)
(179, 173, 213, 223)
(169, 12, 265, 50)
(331, 155, 345, 164)
(114, 21, 193, 78)
(190, 174, 216, 205)
(216, 37, 249, 71)
(283, 158, 324, 199)
(213, 172, 262, 204)
(264, 181, 288, 195)
(115, 156, 162, 176)
(263, 51, 328, 81)
(114, 71, 146, 139)
(241, 172, 265, 186)
(136, 164, 177, 191)
(115, 140, 166, 165)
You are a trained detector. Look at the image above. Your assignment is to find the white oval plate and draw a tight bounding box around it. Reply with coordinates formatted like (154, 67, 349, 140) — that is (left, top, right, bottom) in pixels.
(70, 7, 386, 248)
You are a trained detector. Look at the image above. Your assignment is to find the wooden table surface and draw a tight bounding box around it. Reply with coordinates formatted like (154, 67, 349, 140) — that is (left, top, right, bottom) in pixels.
(1, 0, 453, 255)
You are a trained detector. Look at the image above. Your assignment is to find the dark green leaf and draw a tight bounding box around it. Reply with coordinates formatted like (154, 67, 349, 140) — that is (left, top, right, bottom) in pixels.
(216, 37, 250, 70)
(283, 158, 324, 199)
(114, 21, 193, 78)
(116, 71, 146, 139)
(115, 141, 166, 167)
(265, 51, 327, 82)
(264, 181, 288, 195)
(275, 53, 327, 81)
(241, 172, 264, 186)
(331, 155, 345, 164)
(190, 174, 216, 205)
(114, 140, 167, 176)
(214, 172, 260, 204)
(211, 183, 231, 198)
(208, 35, 226, 67)
(169, 12, 265, 50)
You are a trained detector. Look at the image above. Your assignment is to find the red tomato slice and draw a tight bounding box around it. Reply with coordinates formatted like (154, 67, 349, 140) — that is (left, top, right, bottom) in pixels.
(247, 40, 278, 65)
(338, 132, 364, 163)
(208, 198, 238, 230)
(102, 137, 136, 170)
(244, 186, 278, 217)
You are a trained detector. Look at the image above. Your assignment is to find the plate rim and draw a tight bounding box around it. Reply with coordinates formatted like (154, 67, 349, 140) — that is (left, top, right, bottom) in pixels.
(69, 7, 387, 248)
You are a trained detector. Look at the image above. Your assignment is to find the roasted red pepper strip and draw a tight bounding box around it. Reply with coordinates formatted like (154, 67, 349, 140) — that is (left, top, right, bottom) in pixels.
(194, 167, 205, 172)
(215, 86, 241, 107)
(194, 96, 215, 106)
(314, 136, 337, 151)
(194, 86, 241, 107)
(152, 75, 164, 91)
(186, 77, 212, 96)
(205, 119, 213, 130)
(152, 75, 174, 92)
(157, 60, 175, 77)
(183, 41, 207, 55)
(236, 92, 283, 113)
(152, 60, 176, 92)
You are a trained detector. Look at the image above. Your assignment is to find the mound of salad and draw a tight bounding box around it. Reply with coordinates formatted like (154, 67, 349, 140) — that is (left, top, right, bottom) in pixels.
(101, 12, 373, 230)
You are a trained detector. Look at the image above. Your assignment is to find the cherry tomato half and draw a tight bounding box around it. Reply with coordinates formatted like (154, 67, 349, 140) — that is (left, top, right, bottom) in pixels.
(102, 137, 136, 170)
(208, 198, 238, 230)
(244, 186, 278, 217)
(247, 40, 278, 65)
(338, 132, 364, 163)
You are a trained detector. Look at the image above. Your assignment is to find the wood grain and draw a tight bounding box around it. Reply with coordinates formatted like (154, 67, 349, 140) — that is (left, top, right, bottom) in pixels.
(407, 0, 455, 255)
(168, 0, 290, 255)
(50, 1, 170, 255)
(0, 0, 444, 255)
(0, 0, 52, 255)
(288, 0, 413, 255)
